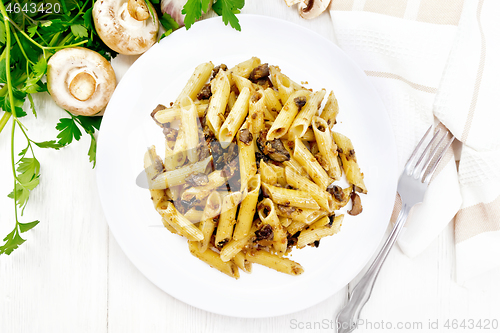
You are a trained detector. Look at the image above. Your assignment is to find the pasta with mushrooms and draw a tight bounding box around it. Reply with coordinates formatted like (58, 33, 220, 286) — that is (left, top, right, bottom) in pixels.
(144, 58, 367, 278)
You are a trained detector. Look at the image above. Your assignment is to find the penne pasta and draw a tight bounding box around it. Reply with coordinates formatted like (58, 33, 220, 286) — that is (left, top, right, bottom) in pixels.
(233, 174, 261, 240)
(179, 96, 200, 163)
(215, 191, 242, 248)
(285, 167, 334, 212)
(312, 116, 342, 180)
(269, 65, 303, 105)
(237, 121, 257, 192)
(154, 103, 207, 124)
(276, 205, 328, 226)
(183, 208, 204, 223)
(296, 215, 343, 249)
(180, 167, 234, 202)
(331, 131, 367, 193)
(229, 57, 261, 78)
(220, 228, 255, 262)
(293, 137, 332, 190)
(188, 241, 240, 279)
(259, 160, 278, 185)
(232, 73, 255, 93)
(206, 69, 230, 138)
(145, 59, 368, 278)
(319, 90, 339, 128)
(289, 89, 326, 139)
(175, 62, 214, 105)
(269, 164, 287, 187)
(267, 89, 311, 140)
(263, 87, 282, 116)
(262, 183, 320, 210)
(245, 250, 303, 275)
(258, 198, 288, 254)
(149, 155, 212, 189)
(232, 252, 252, 273)
(219, 87, 251, 148)
(198, 192, 222, 253)
(248, 91, 266, 137)
(158, 201, 204, 241)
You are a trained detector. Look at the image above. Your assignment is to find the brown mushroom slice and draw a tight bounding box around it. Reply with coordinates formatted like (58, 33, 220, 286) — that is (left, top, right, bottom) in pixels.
(256, 130, 291, 162)
(93, 0, 159, 55)
(298, 0, 331, 19)
(347, 192, 363, 216)
(47, 47, 116, 116)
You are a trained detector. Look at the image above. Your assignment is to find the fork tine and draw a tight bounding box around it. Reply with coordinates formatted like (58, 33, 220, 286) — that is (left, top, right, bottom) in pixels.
(410, 129, 441, 177)
(423, 136, 455, 183)
(404, 126, 432, 173)
(418, 132, 448, 180)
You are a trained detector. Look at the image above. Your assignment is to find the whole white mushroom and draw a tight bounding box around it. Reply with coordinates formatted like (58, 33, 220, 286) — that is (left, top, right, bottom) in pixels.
(93, 0, 159, 55)
(47, 47, 117, 116)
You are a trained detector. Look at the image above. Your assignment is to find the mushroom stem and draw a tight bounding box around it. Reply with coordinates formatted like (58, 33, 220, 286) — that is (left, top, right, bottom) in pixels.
(69, 72, 96, 102)
(128, 0, 150, 21)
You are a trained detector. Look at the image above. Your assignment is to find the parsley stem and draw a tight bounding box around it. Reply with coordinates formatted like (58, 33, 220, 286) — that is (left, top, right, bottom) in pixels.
(50, 39, 89, 49)
(11, 119, 19, 224)
(48, 32, 62, 47)
(57, 33, 74, 47)
(0, 3, 17, 119)
(0, 112, 11, 133)
(12, 30, 35, 65)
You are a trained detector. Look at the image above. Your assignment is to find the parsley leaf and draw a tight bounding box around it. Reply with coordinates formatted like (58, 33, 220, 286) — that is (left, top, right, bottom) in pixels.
(0, 228, 26, 255)
(0, 58, 7, 83)
(16, 157, 40, 184)
(76, 115, 102, 134)
(0, 20, 5, 45)
(70, 24, 88, 38)
(183, 0, 244, 31)
(0, 0, 117, 256)
(19, 220, 40, 233)
(34, 140, 65, 149)
(56, 118, 82, 146)
(88, 135, 98, 167)
(212, 0, 244, 31)
(182, 0, 204, 30)
(159, 13, 180, 40)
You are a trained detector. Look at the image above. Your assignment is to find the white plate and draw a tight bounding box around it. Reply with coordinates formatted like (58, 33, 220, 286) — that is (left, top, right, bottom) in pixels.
(96, 15, 398, 318)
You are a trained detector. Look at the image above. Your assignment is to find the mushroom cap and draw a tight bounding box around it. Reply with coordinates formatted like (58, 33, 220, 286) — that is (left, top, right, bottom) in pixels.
(93, 0, 159, 55)
(298, 0, 331, 19)
(47, 47, 116, 116)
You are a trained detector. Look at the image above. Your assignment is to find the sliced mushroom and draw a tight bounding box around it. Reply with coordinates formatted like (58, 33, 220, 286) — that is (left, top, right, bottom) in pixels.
(256, 130, 290, 162)
(93, 0, 159, 55)
(238, 128, 253, 145)
(327, 184, 345, 202)
(255, 224, 274, 242)
(249, 63, 270, 82)
(347, 192, 363, 216)
(47, 47, 116, 116)
(298, 0, 331, 19)
(184, 172, 209, 187)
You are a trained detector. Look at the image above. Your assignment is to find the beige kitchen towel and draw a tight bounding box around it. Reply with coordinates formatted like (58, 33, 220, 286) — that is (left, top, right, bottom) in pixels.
(329, 0, 500, 283)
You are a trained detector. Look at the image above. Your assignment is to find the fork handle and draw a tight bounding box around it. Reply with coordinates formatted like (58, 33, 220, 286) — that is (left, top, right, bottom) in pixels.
(336, 204, 411, 333)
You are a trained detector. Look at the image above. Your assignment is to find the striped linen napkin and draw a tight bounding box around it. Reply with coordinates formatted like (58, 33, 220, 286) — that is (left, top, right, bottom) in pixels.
(328, 0, 500, 284)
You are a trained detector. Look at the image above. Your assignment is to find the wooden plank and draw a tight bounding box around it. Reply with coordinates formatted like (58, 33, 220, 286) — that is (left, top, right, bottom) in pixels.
(0, 94, 108, 333)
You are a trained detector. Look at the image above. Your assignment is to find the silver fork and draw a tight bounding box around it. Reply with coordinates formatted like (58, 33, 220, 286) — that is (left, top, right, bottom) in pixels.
(336, 126, 455, 333)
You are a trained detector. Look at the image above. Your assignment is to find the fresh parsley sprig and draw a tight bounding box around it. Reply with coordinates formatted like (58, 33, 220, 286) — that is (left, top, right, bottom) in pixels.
(0, 0, 116, 255)
(182, 0, 245, 31)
